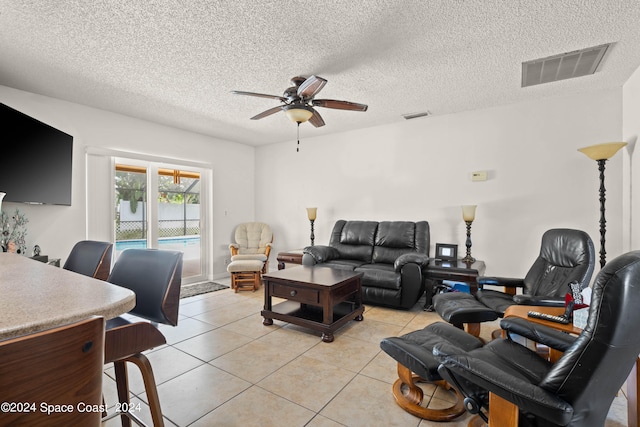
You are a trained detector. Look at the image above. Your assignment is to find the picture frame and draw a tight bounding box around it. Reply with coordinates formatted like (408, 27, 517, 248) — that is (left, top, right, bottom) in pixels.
(435, 243, 458, 261)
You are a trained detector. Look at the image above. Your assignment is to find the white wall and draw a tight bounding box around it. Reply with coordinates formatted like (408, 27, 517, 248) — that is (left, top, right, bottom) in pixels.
(623, 66, 640, 251)
(1, 84, 629, 280)
(0, 85, 254, 278)
(256, 89, 624, 277)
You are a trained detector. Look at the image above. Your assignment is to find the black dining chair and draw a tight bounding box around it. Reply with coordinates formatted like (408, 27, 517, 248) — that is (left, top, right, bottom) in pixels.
(101, 248, 182, 427)
(0, 316, 105, 426)
(63, 240, 113, 281)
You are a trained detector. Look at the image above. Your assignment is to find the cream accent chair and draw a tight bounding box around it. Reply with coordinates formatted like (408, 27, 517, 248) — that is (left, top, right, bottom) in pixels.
(229, 222, 273, 273)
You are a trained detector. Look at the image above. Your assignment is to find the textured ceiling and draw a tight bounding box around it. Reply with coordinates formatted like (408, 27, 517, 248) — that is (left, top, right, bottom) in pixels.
(2, 1, 640, 146)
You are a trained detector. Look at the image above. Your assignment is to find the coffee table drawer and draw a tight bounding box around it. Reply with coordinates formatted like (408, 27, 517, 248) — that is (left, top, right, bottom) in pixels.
(272, 283, 319, 304)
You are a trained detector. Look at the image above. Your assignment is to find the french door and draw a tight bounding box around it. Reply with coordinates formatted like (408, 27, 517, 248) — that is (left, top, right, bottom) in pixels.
(114, 158, 207, 284)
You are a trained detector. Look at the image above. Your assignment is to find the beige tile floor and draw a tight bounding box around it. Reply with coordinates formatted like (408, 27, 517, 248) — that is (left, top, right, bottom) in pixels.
(102, 277, 629, 427)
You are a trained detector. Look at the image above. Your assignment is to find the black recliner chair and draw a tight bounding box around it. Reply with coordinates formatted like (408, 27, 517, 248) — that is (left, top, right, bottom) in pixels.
(433, 228, 595, 336)
(433, 250, 640, 426)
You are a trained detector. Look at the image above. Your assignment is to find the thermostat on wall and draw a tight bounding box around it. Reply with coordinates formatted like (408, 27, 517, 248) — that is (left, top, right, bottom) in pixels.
(471, 171, 488, 181)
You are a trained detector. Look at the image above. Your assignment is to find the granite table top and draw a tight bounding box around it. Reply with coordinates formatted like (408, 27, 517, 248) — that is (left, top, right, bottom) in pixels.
(0, 253, 135, 341)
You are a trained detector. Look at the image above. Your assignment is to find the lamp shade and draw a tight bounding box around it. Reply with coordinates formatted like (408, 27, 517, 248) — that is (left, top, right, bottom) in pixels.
(462, 205, 477, 222)
(578, 142, 627, 161)
(284, 105, 314, 123)
(306, 207, 317, 221)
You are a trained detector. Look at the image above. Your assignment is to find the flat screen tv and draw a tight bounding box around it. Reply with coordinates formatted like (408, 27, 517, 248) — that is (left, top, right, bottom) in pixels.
(0, 103, 73, 205)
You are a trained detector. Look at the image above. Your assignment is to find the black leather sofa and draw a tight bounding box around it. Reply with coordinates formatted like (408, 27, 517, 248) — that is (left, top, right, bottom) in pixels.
(302, 220, 430, 309)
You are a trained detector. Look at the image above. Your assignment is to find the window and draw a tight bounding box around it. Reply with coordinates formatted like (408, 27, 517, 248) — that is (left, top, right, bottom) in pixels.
(114, 162, 206, 283)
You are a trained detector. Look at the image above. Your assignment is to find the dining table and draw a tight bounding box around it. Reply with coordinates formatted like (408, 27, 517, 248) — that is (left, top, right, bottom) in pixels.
(0, 252, 136, 341)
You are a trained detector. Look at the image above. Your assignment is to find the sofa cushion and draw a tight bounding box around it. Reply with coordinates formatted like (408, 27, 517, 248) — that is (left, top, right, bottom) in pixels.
(331, 221, 378, 262)
(362, 286, 402, 308)
(356, 264, 401, 290)
(321, 259, 366, 271)
(373, 221, 418, 264)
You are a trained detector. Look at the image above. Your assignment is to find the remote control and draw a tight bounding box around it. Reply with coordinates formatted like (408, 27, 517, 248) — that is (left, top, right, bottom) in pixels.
(569, 281, 583, 304)
(527, 310, 570, 324)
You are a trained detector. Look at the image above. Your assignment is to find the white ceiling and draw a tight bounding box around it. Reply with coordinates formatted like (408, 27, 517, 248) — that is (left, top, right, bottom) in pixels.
(2, 1, 640, 146)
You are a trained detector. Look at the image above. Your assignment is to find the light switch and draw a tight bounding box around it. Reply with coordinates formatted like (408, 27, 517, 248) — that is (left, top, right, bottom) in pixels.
(471, 171, 487, 181)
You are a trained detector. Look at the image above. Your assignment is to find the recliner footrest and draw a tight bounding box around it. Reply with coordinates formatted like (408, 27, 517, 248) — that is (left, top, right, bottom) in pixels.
(433, 292, 500, 325)
(380, 322, 484, 421)
(227, 260, 263, 292)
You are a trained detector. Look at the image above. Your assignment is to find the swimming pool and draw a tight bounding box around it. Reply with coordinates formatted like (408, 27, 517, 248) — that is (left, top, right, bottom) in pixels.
(115, 236, 200, 251)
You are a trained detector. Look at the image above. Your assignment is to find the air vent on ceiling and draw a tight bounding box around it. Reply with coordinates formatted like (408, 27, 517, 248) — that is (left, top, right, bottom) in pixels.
(521, 43, 611, 88)
(402, 111, 431, 120)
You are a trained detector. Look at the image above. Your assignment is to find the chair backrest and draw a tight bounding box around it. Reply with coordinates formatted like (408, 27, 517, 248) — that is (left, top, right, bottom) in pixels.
(523, 228, 595, 297)
(372, 221, 430, 263)
(234, 222, 273, 255)
(107, 248, 183, 326)
(63, 240, 113, 281)
(328, 220, 430, 263)
(329, 220, 379, 262)
(539, 250, 640, 426)
(0, 316, 105, 426)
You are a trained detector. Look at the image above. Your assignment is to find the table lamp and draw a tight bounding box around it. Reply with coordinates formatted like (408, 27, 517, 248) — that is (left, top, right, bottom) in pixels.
(461, 205, 477, 263)
(306, 207, 317, 246)
(578, 141, 627, 268)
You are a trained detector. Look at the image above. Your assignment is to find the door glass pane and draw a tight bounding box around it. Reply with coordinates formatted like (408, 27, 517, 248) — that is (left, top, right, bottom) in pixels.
(115, 165, 148, 259)
(157, 169, 202, 280)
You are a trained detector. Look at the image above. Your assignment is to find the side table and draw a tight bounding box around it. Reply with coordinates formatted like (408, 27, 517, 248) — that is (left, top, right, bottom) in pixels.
(30, 255, 61, 267)
(277, 250, 304, 270)
(424, 259, 486, 310)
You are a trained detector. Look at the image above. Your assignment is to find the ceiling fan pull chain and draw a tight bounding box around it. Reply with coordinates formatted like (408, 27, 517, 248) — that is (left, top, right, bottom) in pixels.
(297, 122, 300, 152)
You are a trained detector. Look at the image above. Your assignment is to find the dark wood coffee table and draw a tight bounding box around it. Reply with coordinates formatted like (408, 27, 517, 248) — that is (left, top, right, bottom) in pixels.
(261, 266, 364, 342)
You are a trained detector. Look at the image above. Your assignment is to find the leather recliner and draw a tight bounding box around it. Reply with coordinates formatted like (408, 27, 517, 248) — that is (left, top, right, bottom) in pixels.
(433, 228, 595, 336)
(303, 220, 430, 309)
(433, 250, 640, 427)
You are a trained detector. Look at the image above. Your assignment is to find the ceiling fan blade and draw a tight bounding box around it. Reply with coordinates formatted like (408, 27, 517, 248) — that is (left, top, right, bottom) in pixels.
(312, 99, 368, 111)
(232, 90, 287, 102)
(297, 75, 328, 98)
(250, 105, 284, 120)
(309, 108, 325, 128)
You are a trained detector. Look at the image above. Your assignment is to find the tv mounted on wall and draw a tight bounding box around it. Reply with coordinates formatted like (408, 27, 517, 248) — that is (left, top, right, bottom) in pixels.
(0, 103, 73, 206)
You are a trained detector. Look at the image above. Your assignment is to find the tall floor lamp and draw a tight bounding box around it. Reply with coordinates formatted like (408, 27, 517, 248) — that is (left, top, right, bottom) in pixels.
(578, 141, 627, 268)
(306, 207, 317, 246)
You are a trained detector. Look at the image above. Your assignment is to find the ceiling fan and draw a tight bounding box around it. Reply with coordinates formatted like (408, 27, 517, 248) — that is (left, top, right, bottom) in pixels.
(232, 75, 368, 128)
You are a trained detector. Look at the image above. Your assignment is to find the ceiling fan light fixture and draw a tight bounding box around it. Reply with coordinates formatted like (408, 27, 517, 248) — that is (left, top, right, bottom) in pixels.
(284, 105, 314, 123)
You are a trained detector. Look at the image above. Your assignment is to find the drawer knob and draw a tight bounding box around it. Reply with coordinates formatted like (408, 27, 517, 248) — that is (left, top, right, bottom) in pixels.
(290, 290, 297, 297)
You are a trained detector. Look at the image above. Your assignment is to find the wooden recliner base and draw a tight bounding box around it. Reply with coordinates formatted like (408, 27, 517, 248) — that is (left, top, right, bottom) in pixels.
(392, 363, 466, 421)
(464, 392, 518, 426)
(230, 271, 262, 292)
(465, 322, 481, 337)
